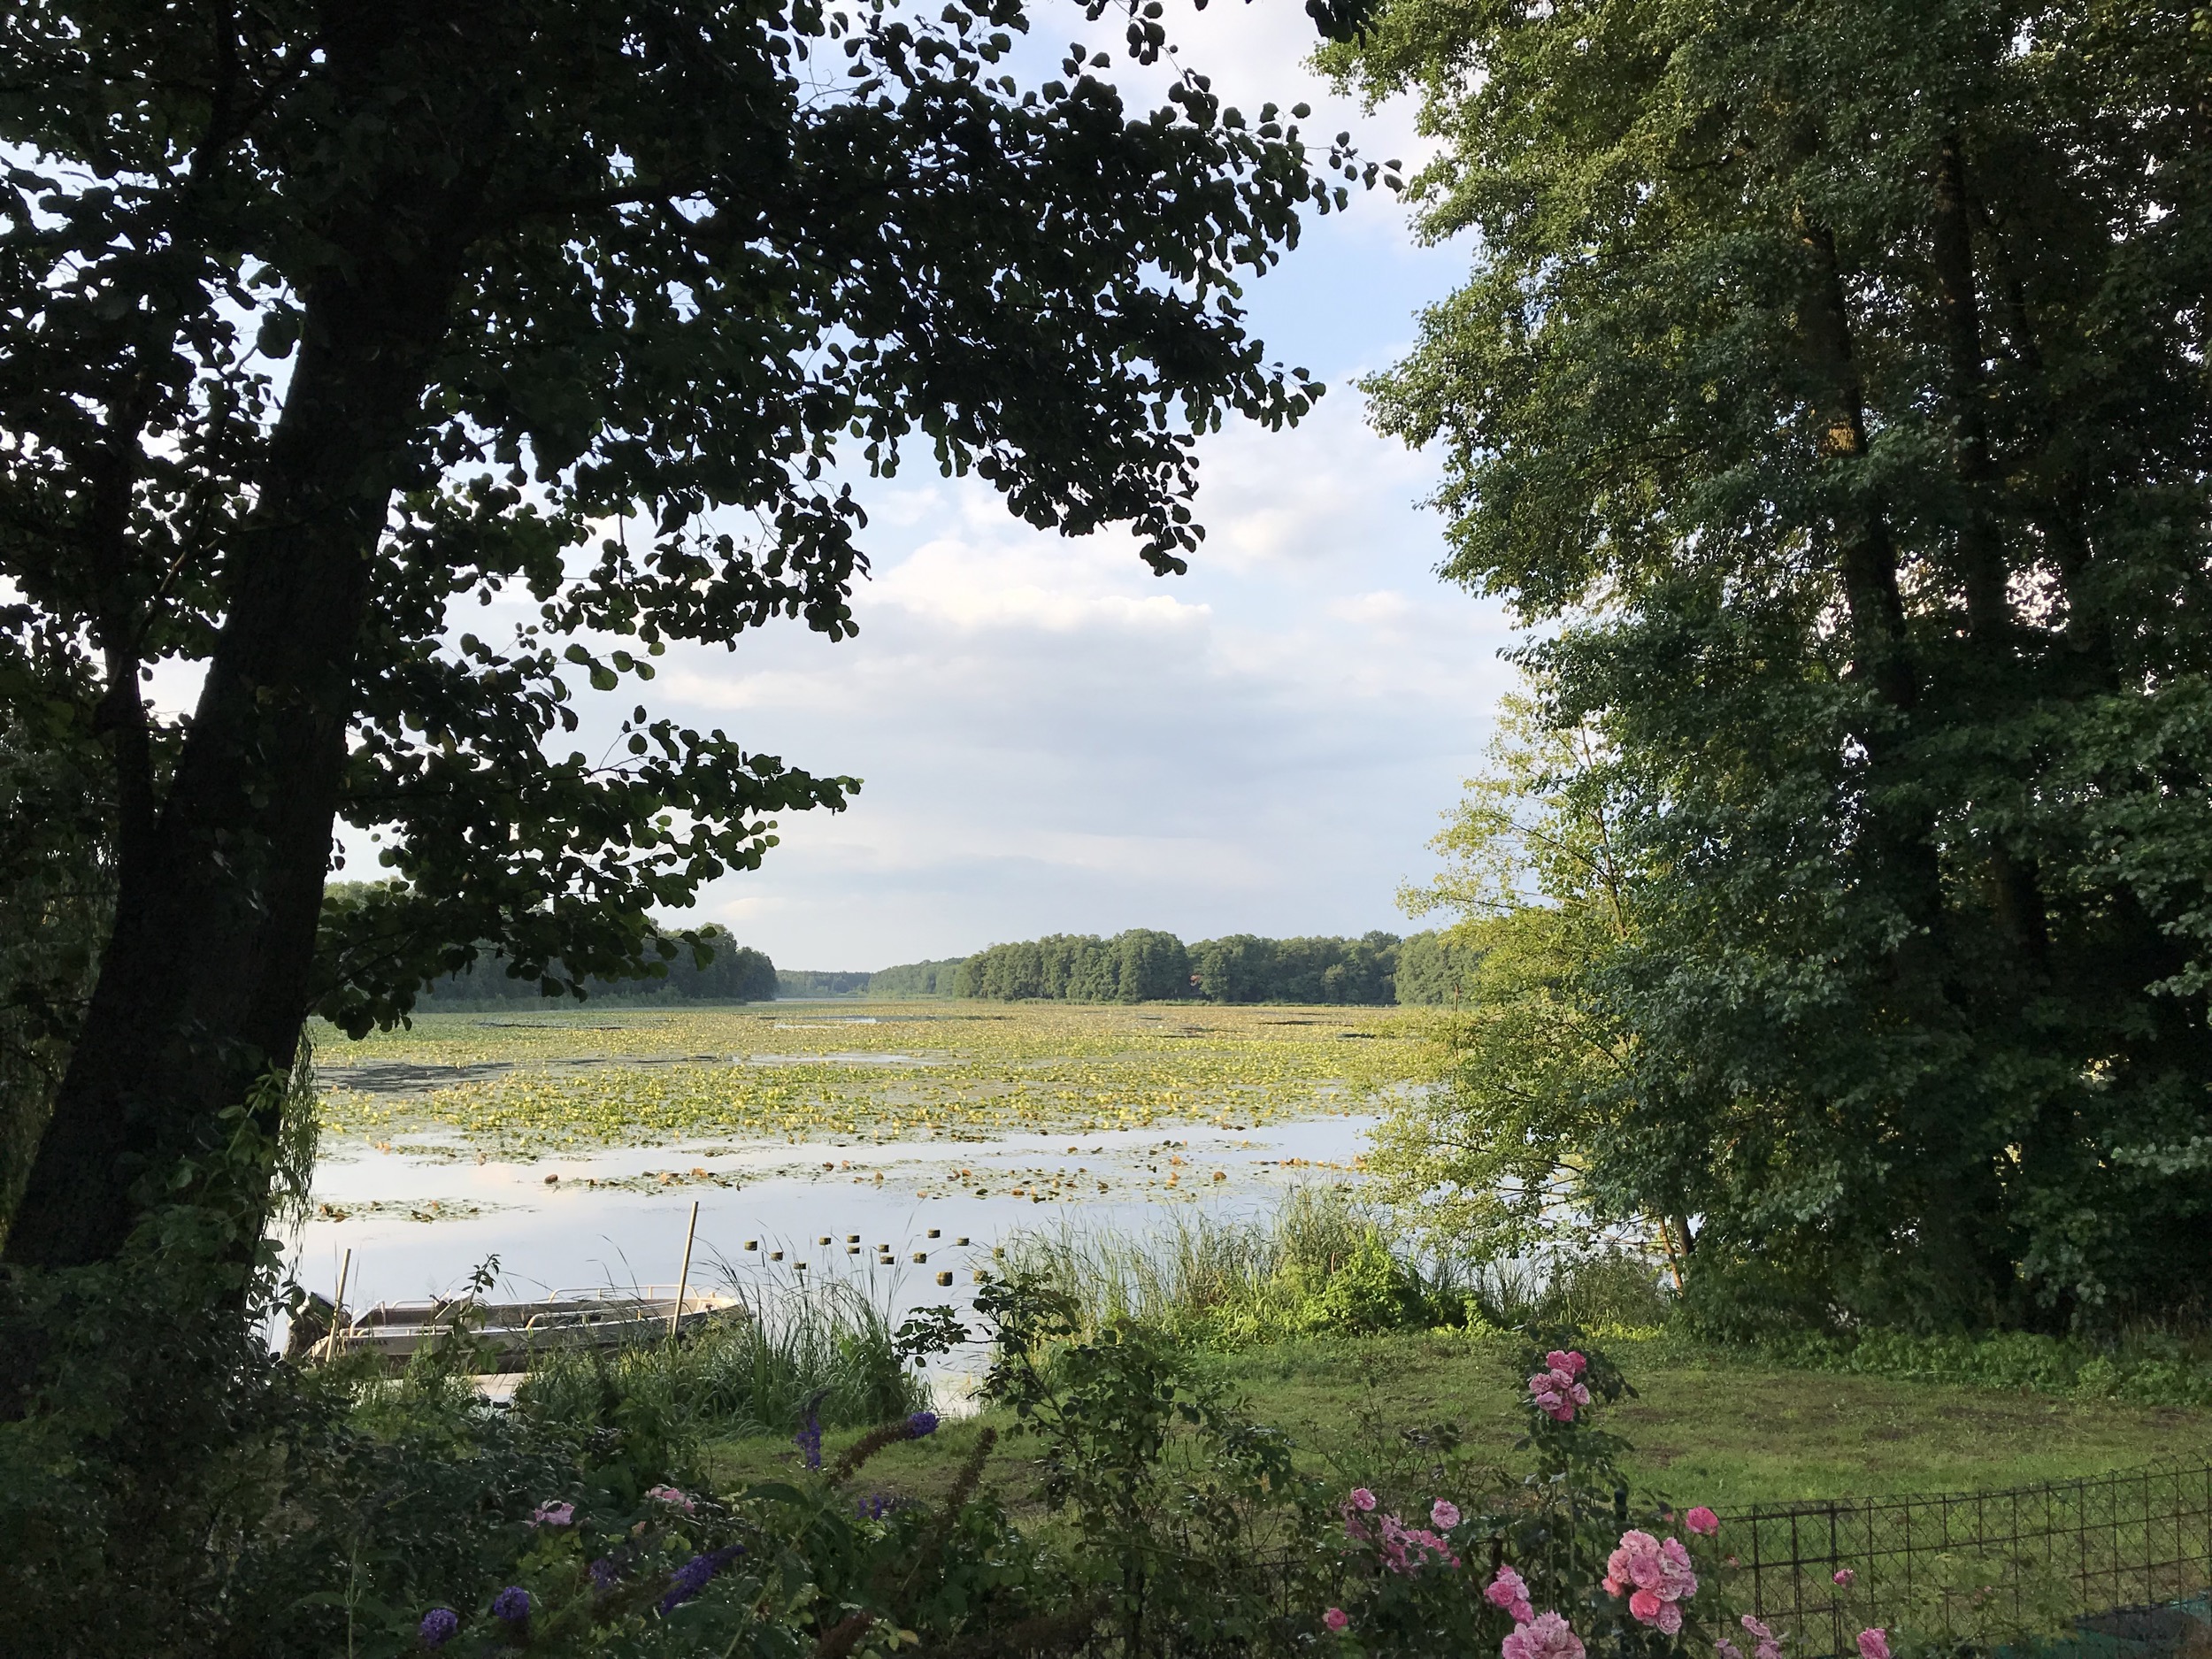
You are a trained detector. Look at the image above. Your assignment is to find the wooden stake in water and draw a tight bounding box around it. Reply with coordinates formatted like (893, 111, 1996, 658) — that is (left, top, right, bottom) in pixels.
(670, 1200, 699, 1340)
(319, 1247, 352, 1365)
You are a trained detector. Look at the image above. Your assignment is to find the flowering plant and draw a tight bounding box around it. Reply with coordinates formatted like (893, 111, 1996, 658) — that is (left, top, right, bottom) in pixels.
(379, 1395, 995, 1659)
(1317, 1329, 1739, 1659)
(1530, 1350, 1594, 1423)
(1602, 1531, 1699, 1633)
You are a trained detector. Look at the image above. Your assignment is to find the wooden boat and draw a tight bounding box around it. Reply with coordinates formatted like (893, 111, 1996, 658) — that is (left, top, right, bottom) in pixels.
(288, 1286, 749, 1373)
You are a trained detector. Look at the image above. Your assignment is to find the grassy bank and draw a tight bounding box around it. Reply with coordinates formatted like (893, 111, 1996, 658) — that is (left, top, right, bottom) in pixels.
(701, 1328, 2212, 1514)
(676, 1191, 2212, 1509)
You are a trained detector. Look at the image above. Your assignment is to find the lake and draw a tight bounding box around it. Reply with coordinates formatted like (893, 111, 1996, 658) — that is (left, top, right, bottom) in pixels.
(288, 1000, 1418, 1385)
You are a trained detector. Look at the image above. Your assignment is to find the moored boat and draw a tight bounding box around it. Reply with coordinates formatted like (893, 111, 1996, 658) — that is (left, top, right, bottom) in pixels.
(288, 1286, 749, 1373)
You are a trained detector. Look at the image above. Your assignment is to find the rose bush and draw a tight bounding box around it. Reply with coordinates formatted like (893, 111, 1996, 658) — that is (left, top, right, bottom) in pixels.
(1317, 1333, 1740, 1659)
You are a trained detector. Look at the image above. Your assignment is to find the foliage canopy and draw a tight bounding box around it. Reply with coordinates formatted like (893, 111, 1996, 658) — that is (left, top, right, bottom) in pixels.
(1333, 0, 2212, 1328)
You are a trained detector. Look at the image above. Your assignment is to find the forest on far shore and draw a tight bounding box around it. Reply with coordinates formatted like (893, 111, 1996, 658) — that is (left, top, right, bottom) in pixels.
(420, 926, 1478, 1008)
(787, 929, 1477, 1007)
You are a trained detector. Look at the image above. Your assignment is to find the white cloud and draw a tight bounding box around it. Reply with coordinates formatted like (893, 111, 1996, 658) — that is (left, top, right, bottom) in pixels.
(657, 337, 1518, 968)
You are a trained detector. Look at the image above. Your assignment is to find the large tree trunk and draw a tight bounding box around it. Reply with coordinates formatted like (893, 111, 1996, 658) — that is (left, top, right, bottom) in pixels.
(1930, 135, 2014, 644)
(2, 12, 488, 1271)
(1931, 134, 2050, 964)
(1797, 215, 2013, 1318)
(1796, 222, 1933, 840)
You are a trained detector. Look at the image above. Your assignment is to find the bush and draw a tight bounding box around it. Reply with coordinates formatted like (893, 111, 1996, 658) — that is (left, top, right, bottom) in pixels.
(1, 1250, 1033, 1657)
(996, 1194, 1676, 1352)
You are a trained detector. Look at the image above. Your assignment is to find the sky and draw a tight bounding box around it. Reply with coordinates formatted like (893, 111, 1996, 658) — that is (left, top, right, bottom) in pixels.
(652, 0, 1517, 972)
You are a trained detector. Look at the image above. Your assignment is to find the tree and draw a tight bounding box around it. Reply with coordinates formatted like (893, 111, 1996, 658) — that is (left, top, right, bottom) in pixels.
(414, 921, 778, 1002)
(1331, 0, 2212, 1327)
(956, 928, 1404, 1002)
(1390, 932, 1478, 1007)
(1368, 696, 1672, 1271)
(1, 0, 1371, 1271)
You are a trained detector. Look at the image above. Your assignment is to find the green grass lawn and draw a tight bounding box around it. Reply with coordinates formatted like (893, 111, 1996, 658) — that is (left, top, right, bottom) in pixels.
(1209, 1333, 2211, 1504)
(703, 1332, 2212, 1515)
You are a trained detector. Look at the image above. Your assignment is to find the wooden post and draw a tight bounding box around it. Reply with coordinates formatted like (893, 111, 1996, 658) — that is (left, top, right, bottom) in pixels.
(670, 1200, 699, 1339)
(318, 1247, 352, 1365)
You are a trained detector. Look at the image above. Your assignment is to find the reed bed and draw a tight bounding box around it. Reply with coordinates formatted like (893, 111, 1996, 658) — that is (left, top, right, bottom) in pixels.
(511, 1279, 928, 1442)
(995, 1187, 1672, 1347)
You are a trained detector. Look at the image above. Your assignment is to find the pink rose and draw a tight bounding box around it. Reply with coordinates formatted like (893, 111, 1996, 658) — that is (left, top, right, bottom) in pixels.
(1486, 1566, 1534, 1624)
(1608, 1531, 1663, 1593)
(1686, 1506, 1719, 1535)
(1857, 1632, 1889, 1659)
(1742, 1616, 1778, 1642)
(644, 1485, 696, 1514)
(1527, 1365, 1589, 1423)
(1834, 1569, 1856, 1587)
(1349, 1487, 1378, 1513)
(1432, 1499, 1462, 1531)
(1717, 1642, 1743, 1659)
(1609, 1532, 1697, 1626)
(1657, 1536, 1699, 1598)
(1324, 1608, 1349, 1633)
(1546, 1349, 1588, 1376)
(530, 1501, 575, 1527)
(1502, 1611, 1586, 1659)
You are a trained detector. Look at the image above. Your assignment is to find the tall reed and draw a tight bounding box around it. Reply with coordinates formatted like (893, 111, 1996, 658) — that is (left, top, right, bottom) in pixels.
(995, 1187, 1671, 1347)
(512, 1278, 927, 1443)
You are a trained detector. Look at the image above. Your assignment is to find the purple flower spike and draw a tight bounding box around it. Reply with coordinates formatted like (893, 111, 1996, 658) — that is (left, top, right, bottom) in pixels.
(907, 1410, 940, 1438)
(659, 1543, 745, 1614)
(795, 1413, 823, 1471)
(419, 1608, 460, 1648)
(590, 1556, 620, 1590)
(491, 1586, 531, 1623)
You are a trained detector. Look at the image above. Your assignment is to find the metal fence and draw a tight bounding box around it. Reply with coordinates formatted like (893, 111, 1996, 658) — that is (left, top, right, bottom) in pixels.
(1736, 1460, 2212, 1658)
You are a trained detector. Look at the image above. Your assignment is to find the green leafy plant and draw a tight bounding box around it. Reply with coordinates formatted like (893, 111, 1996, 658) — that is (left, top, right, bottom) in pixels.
(978, 1271, 1333, 1657)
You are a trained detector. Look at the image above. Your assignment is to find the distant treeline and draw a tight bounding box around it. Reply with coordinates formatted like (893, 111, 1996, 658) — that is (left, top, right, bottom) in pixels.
(776, 958, 966, 999)
(867, 957, 966, 997)
(419, 925, 777, 1005)
(421, 927, 1480, 1009)
(774, 969, 872, 999)
(940, 929, 1483, 1006)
